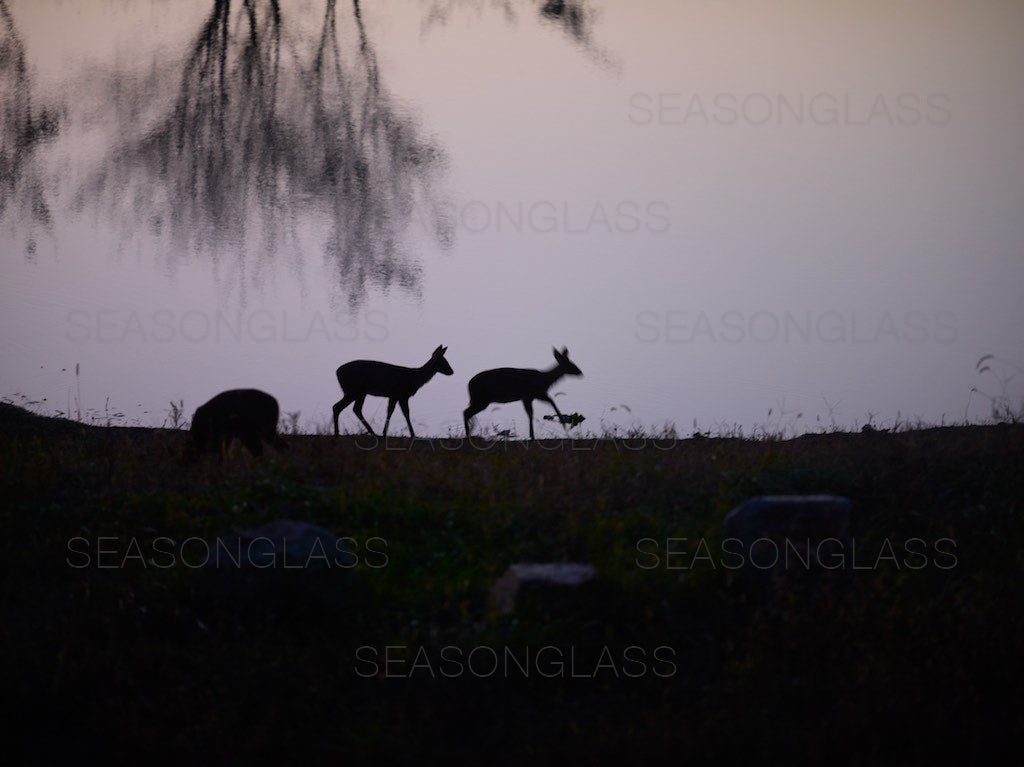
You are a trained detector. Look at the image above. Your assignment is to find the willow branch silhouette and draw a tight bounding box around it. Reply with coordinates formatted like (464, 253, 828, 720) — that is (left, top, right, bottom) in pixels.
(0, 0, 59, 247)
(83, 0, 449, 307)
(420, 0, 618, 71)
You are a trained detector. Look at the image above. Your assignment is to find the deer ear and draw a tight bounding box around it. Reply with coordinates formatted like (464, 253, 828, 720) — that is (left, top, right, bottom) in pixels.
(561, 346, 569, 356)
(441, 345, 447, 354)
(553, 347, 561, 359)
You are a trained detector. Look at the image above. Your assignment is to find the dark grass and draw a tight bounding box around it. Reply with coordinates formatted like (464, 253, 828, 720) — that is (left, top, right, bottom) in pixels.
(1, 403, 1022, 765)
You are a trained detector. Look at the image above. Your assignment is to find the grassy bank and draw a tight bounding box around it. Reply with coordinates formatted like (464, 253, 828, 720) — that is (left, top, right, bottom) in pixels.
(1, 403, 1021, 765)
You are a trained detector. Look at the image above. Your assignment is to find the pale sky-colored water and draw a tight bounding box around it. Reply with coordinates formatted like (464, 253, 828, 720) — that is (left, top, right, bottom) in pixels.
(1, 0, 1022, 436)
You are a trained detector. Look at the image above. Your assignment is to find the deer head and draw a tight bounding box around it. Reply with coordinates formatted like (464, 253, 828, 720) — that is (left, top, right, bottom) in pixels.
(432, 344, 454, 375)
(552, 346, 582, 377)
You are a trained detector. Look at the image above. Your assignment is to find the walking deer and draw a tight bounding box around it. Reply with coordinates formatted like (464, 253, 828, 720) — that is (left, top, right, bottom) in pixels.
(333, 345, 453, 438)
(190, 389, 285, 457)
(463, 347, 583, 440)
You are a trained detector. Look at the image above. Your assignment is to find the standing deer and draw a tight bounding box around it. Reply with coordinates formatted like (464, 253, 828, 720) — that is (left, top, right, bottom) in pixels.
(190, 389, 285, 457)
(333, 345, 453, 438)
(464, 347, 583, 440)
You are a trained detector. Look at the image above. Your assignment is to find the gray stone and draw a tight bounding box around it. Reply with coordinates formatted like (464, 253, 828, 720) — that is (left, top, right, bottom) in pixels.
(197, 519, 355, 602)
(490, 562, 597, 614)
(207, 519, 354, 572)
(723, 495, 852, 577)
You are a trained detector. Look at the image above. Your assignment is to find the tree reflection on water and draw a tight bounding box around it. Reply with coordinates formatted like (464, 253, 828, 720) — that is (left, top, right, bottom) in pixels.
(6, 0, 612, 306)
(85, 0, 451, 308)
(421, 0, 616, 70)
(0, 0, 60, 258)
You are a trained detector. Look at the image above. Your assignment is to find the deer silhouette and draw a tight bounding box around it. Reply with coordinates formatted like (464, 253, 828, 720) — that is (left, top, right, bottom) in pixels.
(190, 389, 285, 457)
(333, 345, 453, 437)
(464, 347, 583, 440)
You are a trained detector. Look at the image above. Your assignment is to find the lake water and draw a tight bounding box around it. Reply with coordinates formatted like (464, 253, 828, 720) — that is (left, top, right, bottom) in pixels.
(2, 0, 1022, 437)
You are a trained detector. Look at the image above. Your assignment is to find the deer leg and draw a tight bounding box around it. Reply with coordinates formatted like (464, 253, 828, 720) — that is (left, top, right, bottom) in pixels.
(383, 398, 397, 437)
(332, 394, 355, 436)
(352, 395, 376, 436)
(523, 399, 535, 441)
(399, 399, 415, 438)
(541, 395, 568, 431)
(464, 400, 486, 438)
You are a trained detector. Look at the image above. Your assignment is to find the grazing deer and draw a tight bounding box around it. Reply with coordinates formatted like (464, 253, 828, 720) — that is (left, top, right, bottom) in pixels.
(333, 345, 453, 438)
(464, 347, 583, 440)
(190, 389, 285, 457)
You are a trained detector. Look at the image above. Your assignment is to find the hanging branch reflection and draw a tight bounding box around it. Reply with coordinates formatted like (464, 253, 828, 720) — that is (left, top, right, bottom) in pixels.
(421, 0, 518, 32)
(86, 0, 450, 307)
(420, 0, 617, 70)
(539, 0, 590, 46)
(0, 0, 59, 255)
(307, 0, 449, 308)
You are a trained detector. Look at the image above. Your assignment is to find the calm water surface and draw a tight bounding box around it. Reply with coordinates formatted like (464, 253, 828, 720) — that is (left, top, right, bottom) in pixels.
(2, 0, 1022, 435)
